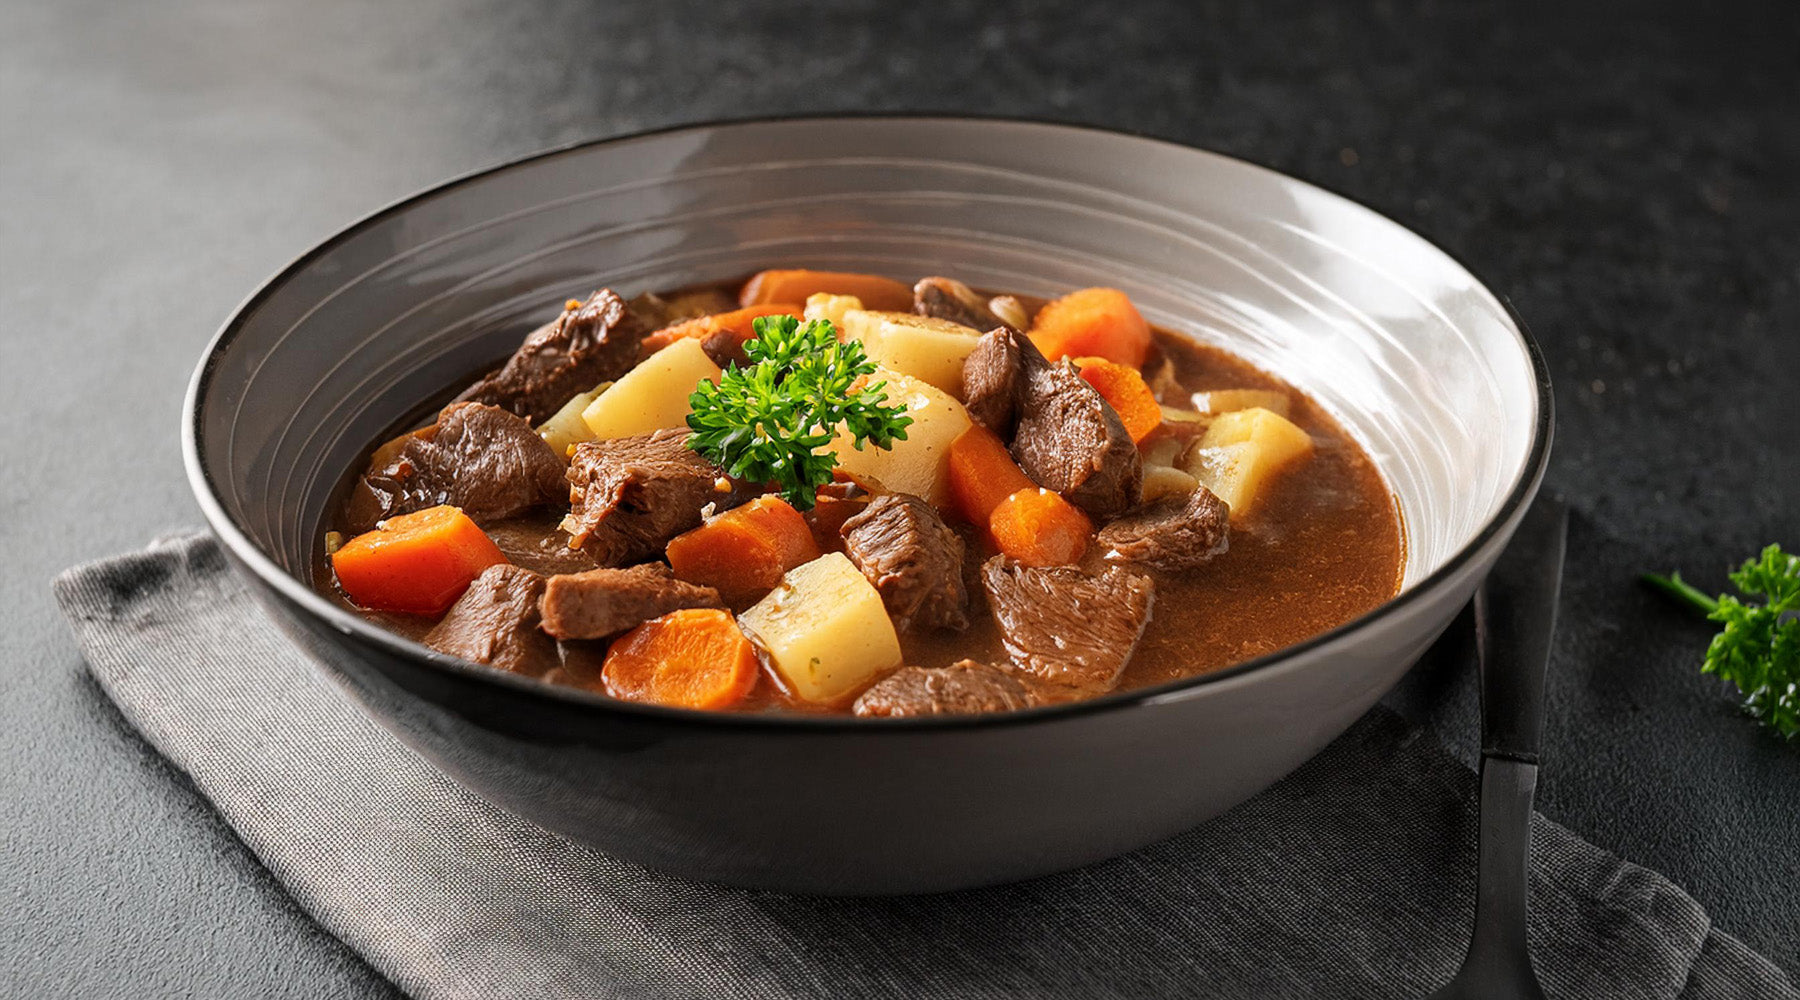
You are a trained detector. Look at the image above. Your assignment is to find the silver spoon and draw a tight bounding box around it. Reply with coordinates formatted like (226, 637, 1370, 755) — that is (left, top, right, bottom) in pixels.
(1425, 495, 1566, 1000)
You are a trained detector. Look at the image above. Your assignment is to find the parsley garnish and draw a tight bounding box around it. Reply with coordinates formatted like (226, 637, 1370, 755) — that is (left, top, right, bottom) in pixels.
(1644, 544, 1800, 738)
(685, 314, 911, 510)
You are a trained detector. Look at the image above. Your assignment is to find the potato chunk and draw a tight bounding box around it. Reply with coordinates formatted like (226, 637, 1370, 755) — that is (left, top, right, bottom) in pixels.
(825, 367, 974, 505)
(580, 338, 721, 440)
(803, 293, 864, 330)
(1191, 388, 1290, 418)
(842, 310, 984, 397)
(1140, 462, 1200, 502)
(536, 381, 611, 458)
(1182, 406, 1313, 522)
(740, 552, 903, 703)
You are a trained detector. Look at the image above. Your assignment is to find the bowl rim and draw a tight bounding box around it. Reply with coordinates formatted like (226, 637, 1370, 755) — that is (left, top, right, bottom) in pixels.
(182, 112, 1554, 733)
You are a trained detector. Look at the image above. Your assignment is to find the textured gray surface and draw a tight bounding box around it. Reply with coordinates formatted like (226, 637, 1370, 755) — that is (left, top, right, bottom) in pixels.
(2, 0, 1796, 995)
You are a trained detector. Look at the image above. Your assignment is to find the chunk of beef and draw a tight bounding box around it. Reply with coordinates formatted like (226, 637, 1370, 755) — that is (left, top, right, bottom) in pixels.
(961, 328, 1142, 518)
(699, 326, 751, 369)
(424, 565, 556, 676)
(853, 660, 1035, 717)
(347, 402, 566, 532)
(840, 493, 970, 632)
(1097, 485, 1231, 572)
(562, 429, 749, 566)
(456, 288, 643, 424)
(914, 276, 1004, 331)
(538, 563, 725, 640)
(956, 520, 990, 618)
(980, 556, 1155, 691)
(960, 326, 1025, 436)
(1012, 354, 1142, 519)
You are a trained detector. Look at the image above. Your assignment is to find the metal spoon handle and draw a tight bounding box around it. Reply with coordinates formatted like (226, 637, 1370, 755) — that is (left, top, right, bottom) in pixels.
(1477, 497, 1567, 763)
(1460, 757, 1545, 996)
(1463, 496, 1566, 999)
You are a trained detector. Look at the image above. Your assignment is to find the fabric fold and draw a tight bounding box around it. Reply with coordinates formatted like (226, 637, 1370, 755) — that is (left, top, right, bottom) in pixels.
(53, 533, 1796, 1000)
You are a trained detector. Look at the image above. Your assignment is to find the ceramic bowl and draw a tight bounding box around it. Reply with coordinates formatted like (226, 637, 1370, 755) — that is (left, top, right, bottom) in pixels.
(184, 116, 1550, 894)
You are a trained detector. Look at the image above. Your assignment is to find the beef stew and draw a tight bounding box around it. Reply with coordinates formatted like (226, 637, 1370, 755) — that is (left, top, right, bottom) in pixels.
(318, 270, 1403, 717)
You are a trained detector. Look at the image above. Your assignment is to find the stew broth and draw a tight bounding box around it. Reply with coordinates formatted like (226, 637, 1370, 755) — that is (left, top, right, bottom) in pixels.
(318, 274, 1403, 716)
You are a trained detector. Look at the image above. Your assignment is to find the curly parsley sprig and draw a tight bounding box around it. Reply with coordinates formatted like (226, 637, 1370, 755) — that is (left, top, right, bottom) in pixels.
(685, 314, 911, 510)
(1644, 544, 1800, 738)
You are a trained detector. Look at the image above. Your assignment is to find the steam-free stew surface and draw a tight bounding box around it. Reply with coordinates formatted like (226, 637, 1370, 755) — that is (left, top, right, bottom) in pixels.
(908, 334, 1400, 698)
(320, 276, 1402, 715)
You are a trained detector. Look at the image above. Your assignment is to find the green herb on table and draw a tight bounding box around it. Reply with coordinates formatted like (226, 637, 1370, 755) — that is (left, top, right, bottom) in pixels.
(1643, 544, 1800, 738)
(686, 314, 911, 510)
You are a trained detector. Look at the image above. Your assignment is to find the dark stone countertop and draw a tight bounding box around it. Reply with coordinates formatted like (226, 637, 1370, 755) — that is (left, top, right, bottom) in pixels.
(3, 0, 1795, 994)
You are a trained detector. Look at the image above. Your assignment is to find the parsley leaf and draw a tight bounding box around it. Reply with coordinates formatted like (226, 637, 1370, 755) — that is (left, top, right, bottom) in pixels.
(685, 314, 911, 510)
(1644, 544, 1800, 738)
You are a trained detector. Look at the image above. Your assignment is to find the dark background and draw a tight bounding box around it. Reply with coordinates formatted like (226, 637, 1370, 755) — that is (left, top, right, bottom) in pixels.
(4, 0, 1796, 994)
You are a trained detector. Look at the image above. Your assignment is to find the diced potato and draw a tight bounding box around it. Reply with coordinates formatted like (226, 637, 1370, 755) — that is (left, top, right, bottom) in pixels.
(581, 338, 721, 440)
(740, 552, 902, 703)
(803, 293, 863, 331)
(825, 367, 974, 505)
(1191, 388, 1290, 418)
(1181, 406, 1314, 522)
(842, 310, 984, 397)
(537, 381, 611, 457)
(1141, 436, 1184, 468)
(1184, 444, 1249, 514)
(1198, 405, 1309, 451)
(1141, 462, 1200, 502)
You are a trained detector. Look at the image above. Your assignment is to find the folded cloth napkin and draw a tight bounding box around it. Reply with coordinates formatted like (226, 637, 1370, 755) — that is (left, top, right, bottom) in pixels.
(54, 533, 1795, 1000)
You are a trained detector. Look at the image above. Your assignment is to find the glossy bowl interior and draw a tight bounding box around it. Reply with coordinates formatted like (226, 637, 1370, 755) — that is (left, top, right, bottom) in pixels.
(185, 117, 1549, 893)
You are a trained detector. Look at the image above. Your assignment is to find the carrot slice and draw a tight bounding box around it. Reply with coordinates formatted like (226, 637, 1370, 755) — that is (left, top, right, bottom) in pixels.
(640, 303, 801, 354)
(945, 425, 1036, 533)
(330, 505, 507, 614)
(1028, 287, 1152, 368)
(665, 496, 822, 606)
(1074, 356, 1163, 443)
(988, 488, 1093, 567)
(601, 608, 760, 710)
(739, 269, 913, 312)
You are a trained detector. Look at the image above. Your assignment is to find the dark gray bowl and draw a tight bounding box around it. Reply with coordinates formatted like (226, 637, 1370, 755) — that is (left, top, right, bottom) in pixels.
(184, 116, 1550, 894)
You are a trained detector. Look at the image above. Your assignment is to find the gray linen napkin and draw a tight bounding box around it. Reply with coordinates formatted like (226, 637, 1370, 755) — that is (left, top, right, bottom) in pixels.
(53, 533, 1796, 1000)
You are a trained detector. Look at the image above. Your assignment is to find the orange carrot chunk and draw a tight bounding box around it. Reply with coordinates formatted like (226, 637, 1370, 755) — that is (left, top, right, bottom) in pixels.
(945, 425, 1036, 532)
(640, 303, 801, 354)
(330, 505, 507, 615)
(665, 495, 822, 606)
(1074, 356, 1163, 443)
(989, 488, 1093, 567)
(601, 608, 761, 710)
(1028, 287, 1152, 368)
(738, 269, 914, 312)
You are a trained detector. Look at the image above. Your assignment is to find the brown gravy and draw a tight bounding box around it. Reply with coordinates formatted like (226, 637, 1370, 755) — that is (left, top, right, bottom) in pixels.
(320, 297, 1403, 715)
(863, 333, 1401, 708)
